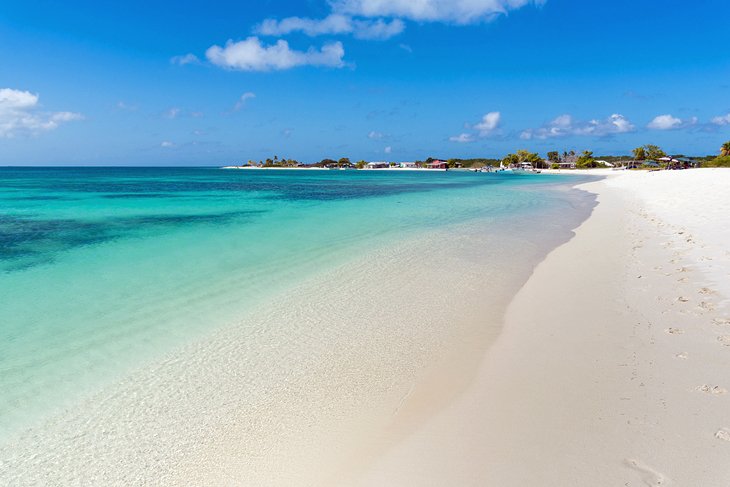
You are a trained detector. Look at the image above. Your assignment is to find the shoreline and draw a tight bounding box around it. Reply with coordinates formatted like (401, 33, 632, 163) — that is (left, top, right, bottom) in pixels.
(4, 169, 727, 485)
(354, 168, 730, 485)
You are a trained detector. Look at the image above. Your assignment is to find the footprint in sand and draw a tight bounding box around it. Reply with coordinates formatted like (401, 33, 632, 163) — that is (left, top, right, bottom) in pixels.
(716, 428, 730, 442)
(698, 302, 715, 312)
(698, 385, 728, 395)
(625, 458, 667, 486)
(718, 336, 730, 346)
(675, 352, 688, 359)
(677, 297, 690, 303)
(713, 318, 730, 326)
(665, 328, 684, 335)
(699, 288, 715, 295)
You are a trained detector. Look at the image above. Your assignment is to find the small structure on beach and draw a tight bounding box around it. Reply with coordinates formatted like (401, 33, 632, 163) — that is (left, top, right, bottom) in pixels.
(399, 161, 418, 169)
(366, 161, 389, 169)
(427, 160, 448, 170)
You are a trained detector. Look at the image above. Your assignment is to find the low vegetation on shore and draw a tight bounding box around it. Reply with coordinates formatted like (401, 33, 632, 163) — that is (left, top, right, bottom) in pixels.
(231, 141, 730, 170)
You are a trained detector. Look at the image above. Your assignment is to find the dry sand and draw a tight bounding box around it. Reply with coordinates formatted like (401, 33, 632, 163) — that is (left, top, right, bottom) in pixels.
(353, 168, 730, 486)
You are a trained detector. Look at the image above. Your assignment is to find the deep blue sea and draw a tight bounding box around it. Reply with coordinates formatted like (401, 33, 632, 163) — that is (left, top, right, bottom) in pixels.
(0, 167, 590, 436)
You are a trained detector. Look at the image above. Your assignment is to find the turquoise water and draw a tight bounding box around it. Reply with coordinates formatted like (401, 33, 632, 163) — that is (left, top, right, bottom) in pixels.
(0, 167, 590, 437)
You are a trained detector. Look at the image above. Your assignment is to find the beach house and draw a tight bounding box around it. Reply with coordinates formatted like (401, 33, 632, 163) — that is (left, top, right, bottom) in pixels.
(427, 160, 448, 170)
(399, 161, 418, 169)
(366, 161, 389, 169)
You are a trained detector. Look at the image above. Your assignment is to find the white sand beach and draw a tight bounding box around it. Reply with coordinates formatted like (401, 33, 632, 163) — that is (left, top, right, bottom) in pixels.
(354, 168, 730, 486)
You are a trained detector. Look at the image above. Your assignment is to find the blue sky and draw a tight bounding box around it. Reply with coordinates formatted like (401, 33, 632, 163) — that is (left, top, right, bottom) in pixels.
(1, 0, 729, 165)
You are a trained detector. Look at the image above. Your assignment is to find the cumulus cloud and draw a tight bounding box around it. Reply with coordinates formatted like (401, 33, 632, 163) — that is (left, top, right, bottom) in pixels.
(647, 114, 697, 130)
(234, 92, 256, 111)
(0, 88, 83, 138)
(449, 133, 475, 143)
(384, 145, 392, 154)
(256, 14, 404, 40)
(331, 0, 545, 24)
(520, 113, 634, 139)
(170, 53, 200, 65)
(473, 111, 501, 136)
(711, 113, 730, 126)
(368, 130, 384, 139)
(206, 37, 346, 71)
(161, 141, 175, 148)
(450, 111, 500, 142)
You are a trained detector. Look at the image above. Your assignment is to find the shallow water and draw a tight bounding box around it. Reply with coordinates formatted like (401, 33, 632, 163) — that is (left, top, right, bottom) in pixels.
(0, 167, 593, 438)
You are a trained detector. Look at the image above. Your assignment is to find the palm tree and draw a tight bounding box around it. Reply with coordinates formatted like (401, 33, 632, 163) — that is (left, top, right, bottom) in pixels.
(721, 141, 730, 157)
(632, 146, 647, 161)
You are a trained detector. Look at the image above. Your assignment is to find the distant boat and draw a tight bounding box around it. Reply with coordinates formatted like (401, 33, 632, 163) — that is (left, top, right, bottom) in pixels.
(495, 161, 539, 174)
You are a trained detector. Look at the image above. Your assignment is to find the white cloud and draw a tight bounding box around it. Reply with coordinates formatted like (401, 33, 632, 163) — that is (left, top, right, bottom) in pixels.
(384, 145, 392, 154)
(521, 113, 634, 139)
(711, 113, 730, 126)
(206, 37, 346, 71)
(256, 14, 404, 41)
(171, 53, 200, 65)
(331, 0, 545, 24)
(450, 111, 500, 142)
(647, 114, 680, 130)
(164, 107, 181, 119)
(161, 141, 175, 148)
(353, 18, 405, 40)
(399, 43, 413, 53)
(0, 88, 83, 138)
(473, 111, 501, 136)
(257, 14, 352, 37)
(368, 130, 384, 139)
(647, 114, 697, 130)
(234, 92, 256, 111)
(449, 133, 475, 143)
(116, 101, 138, 111)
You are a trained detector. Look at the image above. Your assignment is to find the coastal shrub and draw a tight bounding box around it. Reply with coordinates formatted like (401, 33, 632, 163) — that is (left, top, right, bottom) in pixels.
(576, 150, 596, 168)
(704, 156, 730, 168)
(551, 163, 560, 169)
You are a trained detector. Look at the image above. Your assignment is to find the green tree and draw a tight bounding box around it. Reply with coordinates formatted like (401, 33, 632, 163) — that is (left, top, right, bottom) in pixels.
(502, 153, 519, 166)
(547, 151, 560, 163)
(576, 150, 596, 169)
(355, 160, 367, 169)
(632, 146, 647, 160)
(644, 144, 666, 160)
(721, 141, 730, 157)
(338, 157, 351, 166)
